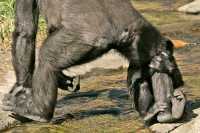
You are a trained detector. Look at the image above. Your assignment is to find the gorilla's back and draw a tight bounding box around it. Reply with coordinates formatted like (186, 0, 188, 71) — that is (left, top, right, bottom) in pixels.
(40, 0, 146, 44)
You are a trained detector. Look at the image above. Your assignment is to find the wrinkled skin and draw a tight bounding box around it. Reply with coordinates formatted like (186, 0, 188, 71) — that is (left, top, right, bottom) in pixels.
(3, 0, 184, 123)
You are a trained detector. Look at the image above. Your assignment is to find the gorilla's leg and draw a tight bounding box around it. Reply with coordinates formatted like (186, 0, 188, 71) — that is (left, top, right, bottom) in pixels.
(12, 0, 39, 89)
(11, 0, 79, 97)
(151, 72, 186, 123)
(3, 28, 109, 122)
(127, 63, 142, 109)
(57, 72, 80, 92)
(152, 72, 174, 123)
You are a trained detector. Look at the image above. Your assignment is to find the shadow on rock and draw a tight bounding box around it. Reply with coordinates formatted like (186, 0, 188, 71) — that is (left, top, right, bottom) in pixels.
(182, 99, 200, 121)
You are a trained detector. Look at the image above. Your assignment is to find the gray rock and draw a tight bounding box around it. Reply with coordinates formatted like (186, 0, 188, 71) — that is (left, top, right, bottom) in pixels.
(150, 123, 183, 133)
(150, 104, 200, 133)
(178, 0, 200, 14)
(172, 108, 200, 133)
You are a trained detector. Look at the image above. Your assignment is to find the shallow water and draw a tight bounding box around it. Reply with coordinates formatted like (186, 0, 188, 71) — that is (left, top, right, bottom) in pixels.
(3, 1, 200, 132)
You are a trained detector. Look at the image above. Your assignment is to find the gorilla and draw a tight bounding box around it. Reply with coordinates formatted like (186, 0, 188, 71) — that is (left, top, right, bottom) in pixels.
(132, 51, 186, 123)
(2, 0, 185, 123)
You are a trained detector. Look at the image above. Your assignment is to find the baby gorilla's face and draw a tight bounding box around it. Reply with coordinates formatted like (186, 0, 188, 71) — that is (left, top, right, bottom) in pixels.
(149, 52, 175, 74)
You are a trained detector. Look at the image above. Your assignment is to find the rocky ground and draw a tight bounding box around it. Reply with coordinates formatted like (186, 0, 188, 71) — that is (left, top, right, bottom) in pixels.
(178, 0, 200, 14)
(0, 0, 200, 133)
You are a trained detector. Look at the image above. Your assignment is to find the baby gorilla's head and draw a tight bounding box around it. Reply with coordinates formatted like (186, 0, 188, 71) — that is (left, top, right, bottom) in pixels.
(149, 38, 176, 74)
(149, 51, 175, 74)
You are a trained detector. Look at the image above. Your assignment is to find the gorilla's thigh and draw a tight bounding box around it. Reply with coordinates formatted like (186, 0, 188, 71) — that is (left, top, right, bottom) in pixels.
(39, 30, 102, 70)
(3, 28, 107, 122)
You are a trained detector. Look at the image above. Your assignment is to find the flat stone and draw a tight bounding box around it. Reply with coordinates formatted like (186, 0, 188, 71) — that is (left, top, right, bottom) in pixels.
(150, 103, 200, 133)
(172, 108, 200, 133)
(178, 0, 200, 14)
(150, 123, 183, 133)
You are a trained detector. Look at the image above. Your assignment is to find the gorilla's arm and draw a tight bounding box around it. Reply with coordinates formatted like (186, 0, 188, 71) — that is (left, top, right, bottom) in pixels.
(127, 63, 143, 109)
(12, 0, 39, 88)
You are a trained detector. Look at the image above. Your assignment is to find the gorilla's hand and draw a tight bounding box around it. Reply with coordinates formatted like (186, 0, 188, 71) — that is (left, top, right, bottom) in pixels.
(58, 72, 80, 92)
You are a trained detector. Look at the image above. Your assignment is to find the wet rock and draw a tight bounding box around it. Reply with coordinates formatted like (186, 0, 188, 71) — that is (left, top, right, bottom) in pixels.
(178, 0, 200, 14)
(150, 104, 200, 133)
(150, 123, 183, 133)
(172, 108, 200, 133)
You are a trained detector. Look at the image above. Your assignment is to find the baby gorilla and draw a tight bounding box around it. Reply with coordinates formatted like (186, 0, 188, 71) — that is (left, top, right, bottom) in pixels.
(133, 51, 186, 123)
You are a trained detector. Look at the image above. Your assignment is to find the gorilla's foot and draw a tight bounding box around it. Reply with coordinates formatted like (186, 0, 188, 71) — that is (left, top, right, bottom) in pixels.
(156, 102, 173, 123)
(157, 110, 172, 123)
(2, 87, 52, 123)
(171, 89, 186, 120)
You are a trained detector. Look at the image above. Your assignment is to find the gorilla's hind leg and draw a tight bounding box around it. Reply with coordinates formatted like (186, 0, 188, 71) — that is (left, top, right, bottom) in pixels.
(3, 28, 103, 122)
